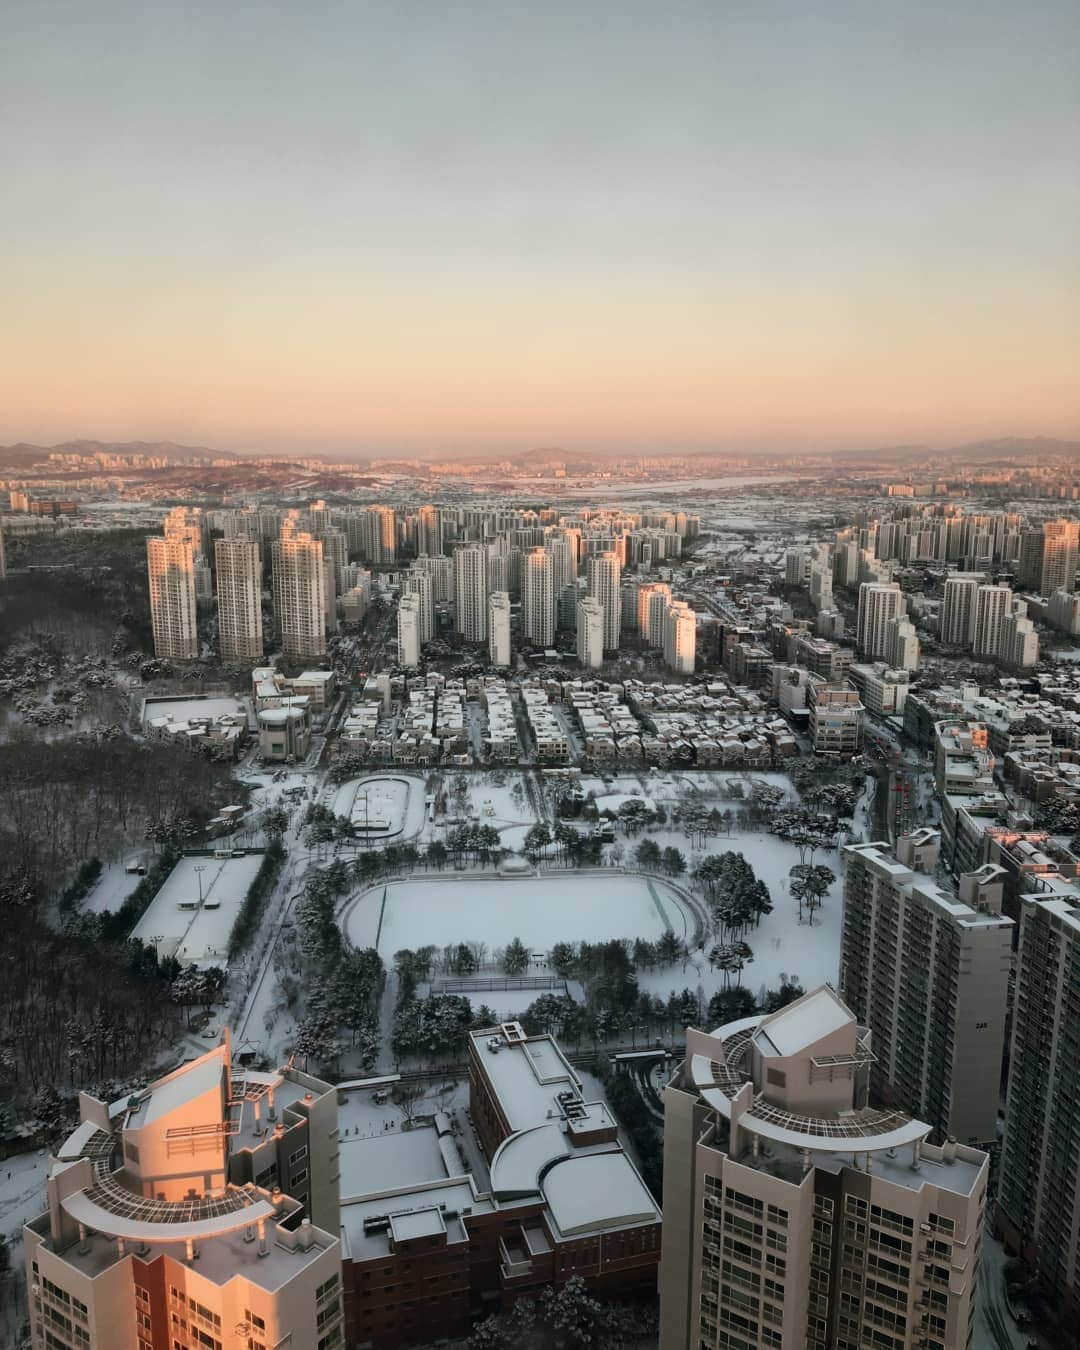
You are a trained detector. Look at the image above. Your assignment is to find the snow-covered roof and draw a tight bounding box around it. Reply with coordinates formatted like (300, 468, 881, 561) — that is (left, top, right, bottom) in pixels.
(754, 986, 851, 1058)
(542, 1152, 659, 1238)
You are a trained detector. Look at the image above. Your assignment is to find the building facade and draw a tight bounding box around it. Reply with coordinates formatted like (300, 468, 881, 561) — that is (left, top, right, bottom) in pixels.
(840, 838, 1012, 1147)
(659, 987, 989, 1350)
(271, 530, 327, 660)
(147, 536, 198, 661)
(214, 537, 263, 662)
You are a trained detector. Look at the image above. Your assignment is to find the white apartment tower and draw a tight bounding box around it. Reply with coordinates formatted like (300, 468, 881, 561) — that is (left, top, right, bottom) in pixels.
(271, 529, 327, 659)
(638, 581, 673, 647)
(454, 544, 488, 643)
(488, 590, 512, 666)
(146, 535, 198, 660)
(523, 546, 555, 647)
(576, 597, 605, 669)
(24, 1040, 342, 1350)
(397, 593, 422, 669)
(940, 574, 982, 646)
(588, 550, 622, 652)
(403, 569, 435, 643)
(214, 537, 263, 661)
(664, 600, 696, 674)
(659, 986, 989, 1350)
(885, 616, 920, 672)
(856, 582, 904, 661)
(971, 584, 1011, 660)
(841, 838, 1012, 1147)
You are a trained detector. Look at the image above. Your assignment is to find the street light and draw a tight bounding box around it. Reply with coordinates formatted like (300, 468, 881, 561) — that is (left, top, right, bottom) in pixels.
(194, 865, 207, 903)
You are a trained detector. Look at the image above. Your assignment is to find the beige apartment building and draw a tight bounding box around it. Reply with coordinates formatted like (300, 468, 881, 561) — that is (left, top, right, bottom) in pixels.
(840, 837, 1012, 1147)
(25, 1037, 342, 1350)
(214, 537, 263, 662)
(147, 535, 198, 661)
(660, 986, 988, 1350)
(271, 528, 327, 659)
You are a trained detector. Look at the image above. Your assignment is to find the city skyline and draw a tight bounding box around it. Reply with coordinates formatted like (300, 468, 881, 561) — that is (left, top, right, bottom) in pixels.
(3, 0, 1078, 457)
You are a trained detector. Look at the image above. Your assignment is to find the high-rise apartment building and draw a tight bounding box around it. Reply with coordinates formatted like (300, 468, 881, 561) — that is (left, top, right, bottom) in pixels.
(997, 892, 1080, 1314)
(664, 600, 696, 674)
(856, 582, 904, 661)
(403, 569, 435, 643)
(415, 504, 442, 557)
(24, 1039, 342, 1350)
(523, 546, 555, 647)
(1000, 603, 1039, 668)
(940, 574, 982, 645)
(840, 837, 1012, 1147)
(660, 986, 989, 1350)
(637, 581, 672, 647)
(271, 530, 327, 659)
(397, 593, 422, 669)
(147, 536, 198, 660)
(163, 505, 210, 557)
(1018, 518, 1079, 594)
(488, 590, 511, 666)
(971, 584, 1011, 660)
(0, 519, 5, 579)
(587, 551, 621, 651)
(214, 537, 263, 662)
(785, 547, 810, 586)
(576, 597, 605, 669)
(885, 616, 920, 672)
(454, 544, 488, 643)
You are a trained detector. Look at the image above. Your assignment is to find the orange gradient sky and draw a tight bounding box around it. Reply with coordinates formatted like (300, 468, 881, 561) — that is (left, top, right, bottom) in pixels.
(2, 1, 1078, 457)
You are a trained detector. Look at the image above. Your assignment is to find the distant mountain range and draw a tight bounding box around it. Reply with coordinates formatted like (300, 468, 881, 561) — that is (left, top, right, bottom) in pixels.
(1, 435, 1077, 468)
(0, 439, 246, 463)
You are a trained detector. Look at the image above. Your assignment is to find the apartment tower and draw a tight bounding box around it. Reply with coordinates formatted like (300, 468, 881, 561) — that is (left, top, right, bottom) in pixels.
(453, 544, 488, 643)
(488, 590, 511, 666)
(660, 986, 989, 1350)
(397, 593, 422, 669)
(522, 546, 555, 648)
(146, 535, 198, 660)
(587, 551, 622, 652)
(971, 584, 1012, 660)
(997, 892, 1080, 1313)
(576, 597, 605, 669)
(271, 529, 327, 659)
(664, 600, 696, 674)
(24, 1040, 342, 1350)
(939, 574, 982, 646)
(855, 582, 904, 661)
(214, 537, 264, 661)
(840, 837, 1012, 1147)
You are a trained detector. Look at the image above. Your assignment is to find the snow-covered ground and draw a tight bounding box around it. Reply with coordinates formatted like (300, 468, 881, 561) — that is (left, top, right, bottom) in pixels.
(343, 872, 693, 956)
(130, 852, 265, 967)
(80, 858, 147, 915)
(331, 774, 426, 839)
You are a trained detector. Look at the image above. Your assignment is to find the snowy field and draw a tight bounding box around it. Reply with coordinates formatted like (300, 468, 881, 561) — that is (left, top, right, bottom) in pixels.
(331, 775, 425, 839)
(579, 770, 799, 808)
(130, 852, 265, 967)
(343, 872, 693, 956)
(81, 858, 147, 915)
(631, 828, 844, 1007)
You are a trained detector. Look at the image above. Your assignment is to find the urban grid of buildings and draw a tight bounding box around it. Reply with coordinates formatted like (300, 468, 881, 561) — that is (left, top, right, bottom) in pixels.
(11, 473, 1080, 1349)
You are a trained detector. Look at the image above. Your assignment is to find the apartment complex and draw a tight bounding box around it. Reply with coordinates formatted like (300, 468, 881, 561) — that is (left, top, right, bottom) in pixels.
(660, 987, 989, 1350)
(840, 837, 1012, 1146)
(997, 892, 1080, 1314)
(214, 537, 263, 662)
(146, 535, 198, 661)
(856, 583, 904, 662)
(24, 1040, 342, 1350)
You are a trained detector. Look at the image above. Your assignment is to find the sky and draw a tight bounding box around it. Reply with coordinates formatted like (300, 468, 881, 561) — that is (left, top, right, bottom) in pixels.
(2, 0, 1078, 459)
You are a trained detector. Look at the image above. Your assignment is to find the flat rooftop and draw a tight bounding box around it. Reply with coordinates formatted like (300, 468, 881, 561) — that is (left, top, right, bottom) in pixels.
(339, 1126, 448, 1200)
(469, 1030, 581, 1133)
(339, 1178, 493, 1263)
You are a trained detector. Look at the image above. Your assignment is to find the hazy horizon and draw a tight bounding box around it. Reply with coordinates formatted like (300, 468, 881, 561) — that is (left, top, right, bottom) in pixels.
(3, 0, 1078, 457)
